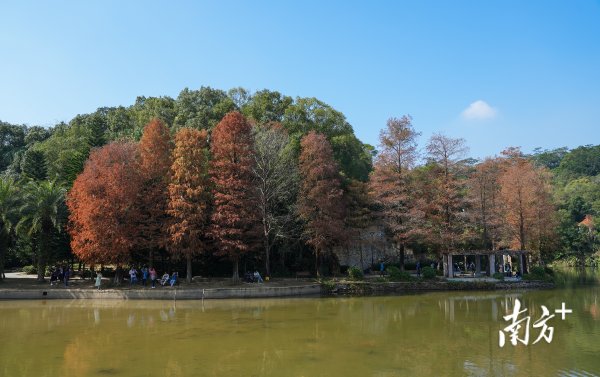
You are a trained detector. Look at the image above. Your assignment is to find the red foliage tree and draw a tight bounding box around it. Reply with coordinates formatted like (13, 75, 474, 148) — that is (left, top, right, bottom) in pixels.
(297, 131, 345, 276)
(210, 112, 257, 283)
(67, 142, 142, 271)
(167, 128, 211, 283)
(138, 119, 172, 265)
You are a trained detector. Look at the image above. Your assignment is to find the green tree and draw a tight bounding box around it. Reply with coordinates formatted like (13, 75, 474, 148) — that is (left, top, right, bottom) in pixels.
(174, 87, 236, 130)
(0, 178, 20, 281)
(86, 113, 107, 148)
(557, 145, 600, 179)
(242, 89, 293, 124)
(0, 122, 27, 172)
(133, 96, 176, 129)
(20, 149, 48, 181)
(283, 97, 353, 138)
(24, 126, 52, 145)
(17, 180, 66, 282)
(331, 134, 374, 181)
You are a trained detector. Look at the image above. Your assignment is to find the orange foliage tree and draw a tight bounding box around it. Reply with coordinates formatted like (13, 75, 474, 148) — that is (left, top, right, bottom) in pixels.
(138, 119, 172, 265)
(425, 133, 470, 255)
(167, 128, 211, 283)
(210, 112, 257, 283)
(467, 157, 503, 250)
(297, 131, 345, 276)
(67, 142, 142, 272)
(369, 116, 422, 269)
(498, 148, 556, 265)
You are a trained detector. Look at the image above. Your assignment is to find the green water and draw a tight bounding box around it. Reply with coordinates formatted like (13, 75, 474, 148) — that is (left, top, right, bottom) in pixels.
(1, 273, 599, 376)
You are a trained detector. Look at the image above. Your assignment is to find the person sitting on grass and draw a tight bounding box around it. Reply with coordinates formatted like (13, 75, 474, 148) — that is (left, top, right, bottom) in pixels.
(169, 272, 178, 287)
(253, 270, 263, 283)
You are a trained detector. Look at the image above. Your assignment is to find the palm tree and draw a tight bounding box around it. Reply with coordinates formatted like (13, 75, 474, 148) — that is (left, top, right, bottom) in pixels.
(0, 178, 20, 281)
(18, 180, 66, 282)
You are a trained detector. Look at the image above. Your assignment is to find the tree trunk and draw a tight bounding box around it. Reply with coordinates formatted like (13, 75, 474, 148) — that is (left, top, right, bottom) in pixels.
(315, 248, 320, 278)
(0, 245, 5, 282)
(264, 237, 271, 278)
(232, 257, 240, 285)
(359, 241, 364, 272)
(114, 266, 124, 285)
(148, 250, 154, 268)
(0, 235, 7, 281)
(399, 243, 405, 271)
(36, 252, 46, 282)
(186, 255, 192, 284)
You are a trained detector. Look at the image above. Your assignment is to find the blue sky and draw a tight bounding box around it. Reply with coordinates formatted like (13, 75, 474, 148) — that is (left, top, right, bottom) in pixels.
(1, 0, 599, 158)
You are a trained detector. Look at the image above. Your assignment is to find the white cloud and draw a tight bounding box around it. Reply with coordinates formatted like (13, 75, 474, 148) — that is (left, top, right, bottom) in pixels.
(461, 100, 497, 120)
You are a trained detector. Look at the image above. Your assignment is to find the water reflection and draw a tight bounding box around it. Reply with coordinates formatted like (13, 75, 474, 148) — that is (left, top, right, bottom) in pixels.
(0, 271, 598, 377)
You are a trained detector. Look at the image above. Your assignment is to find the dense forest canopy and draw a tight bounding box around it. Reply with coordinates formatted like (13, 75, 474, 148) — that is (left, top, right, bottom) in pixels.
(0, 86, 598, 282)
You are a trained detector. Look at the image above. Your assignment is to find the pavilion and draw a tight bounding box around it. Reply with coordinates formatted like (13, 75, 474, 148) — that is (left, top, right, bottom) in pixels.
(441, 249, 530, 278)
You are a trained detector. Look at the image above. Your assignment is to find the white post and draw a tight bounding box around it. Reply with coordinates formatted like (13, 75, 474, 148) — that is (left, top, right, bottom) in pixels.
(489, 254, 496, 276)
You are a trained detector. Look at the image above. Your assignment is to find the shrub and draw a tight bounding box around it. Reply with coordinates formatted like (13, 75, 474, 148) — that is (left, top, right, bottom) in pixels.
(347, 266, 364, 281)
(421, 266, 436, 279)
(527, 266, 547, 280)
(387, 266, 411, 281)
(22, 265, 36, 275)
(321, 279, 336, 291)
(492, 272, 505, 280)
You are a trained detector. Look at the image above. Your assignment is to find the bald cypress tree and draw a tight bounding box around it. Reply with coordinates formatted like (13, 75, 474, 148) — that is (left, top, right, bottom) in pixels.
(210, 112, 257, 284)
(298, 131, 345, 276)
(167, 128, 211, 283)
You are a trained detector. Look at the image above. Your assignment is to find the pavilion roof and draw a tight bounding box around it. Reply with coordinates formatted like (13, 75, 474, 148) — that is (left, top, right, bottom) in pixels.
(441, 249, 529, 256)
(578, 214, 594, 229)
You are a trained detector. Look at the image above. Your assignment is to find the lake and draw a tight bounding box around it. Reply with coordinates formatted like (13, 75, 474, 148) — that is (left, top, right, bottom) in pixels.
(1, 270, 599, 376)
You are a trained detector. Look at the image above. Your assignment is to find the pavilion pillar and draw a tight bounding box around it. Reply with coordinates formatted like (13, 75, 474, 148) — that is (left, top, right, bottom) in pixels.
(448, 254, 453, 278)
(519, 253, 525, 275)
(475, 255, 481, 275)
(489, 254, 496, 276)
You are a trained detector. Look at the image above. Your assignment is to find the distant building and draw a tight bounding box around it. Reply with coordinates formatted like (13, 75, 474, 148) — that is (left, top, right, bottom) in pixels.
(578, 214, 595, 231)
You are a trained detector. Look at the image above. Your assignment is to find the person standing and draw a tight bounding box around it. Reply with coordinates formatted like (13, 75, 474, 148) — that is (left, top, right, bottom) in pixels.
(95, 270, 103, 290)
(129, 266, 138, 286)
(141, 265, 149, 287)
(416, 261, 421, 277)
(64, 266, 70, 287)
(149, 267, 157, 288)
(379, 261, 385, 277)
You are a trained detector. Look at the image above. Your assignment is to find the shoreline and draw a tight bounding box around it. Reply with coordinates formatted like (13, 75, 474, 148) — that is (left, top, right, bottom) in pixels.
(0, 279, 554, 300)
